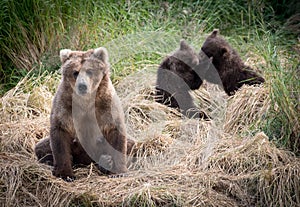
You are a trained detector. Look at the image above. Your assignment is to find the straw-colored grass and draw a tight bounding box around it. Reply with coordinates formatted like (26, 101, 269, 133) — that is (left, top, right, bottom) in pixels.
(0, 67, 299, 207)
(224, 85, 270, 135)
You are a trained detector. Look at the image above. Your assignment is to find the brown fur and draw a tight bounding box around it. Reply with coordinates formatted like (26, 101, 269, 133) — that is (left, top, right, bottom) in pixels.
(201, 29, 265, 95)
(155, 40, 209, 120)
(35, 48, 134, 181)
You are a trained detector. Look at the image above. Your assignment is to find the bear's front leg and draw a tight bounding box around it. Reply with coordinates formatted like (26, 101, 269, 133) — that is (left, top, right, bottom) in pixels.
(102, 125, 128, 174)
(50, 127, 75, 181)
(175, 91, 209, 120)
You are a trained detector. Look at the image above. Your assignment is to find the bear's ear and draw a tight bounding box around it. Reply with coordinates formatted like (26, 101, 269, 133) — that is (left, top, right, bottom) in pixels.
(160, 56, 171, 69)
(221, 47, 229, 55)
(210, 29, 219, 38)
(221, 46, 230, 58)
(93, 47, 109, 63)
(179, 39, 190, 51)
(60, 49, 72, 63)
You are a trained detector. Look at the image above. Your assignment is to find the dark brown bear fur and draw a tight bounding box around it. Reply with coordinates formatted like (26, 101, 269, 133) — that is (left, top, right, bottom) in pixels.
(201, 29, 265, 95)
(34, 47, 135, 181)
(155, 40, 209, 120)
(35, 136, 135, 167)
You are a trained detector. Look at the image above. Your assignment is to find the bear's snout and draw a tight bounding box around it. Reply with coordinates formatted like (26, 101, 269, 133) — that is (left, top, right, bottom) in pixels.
(75, 74, 90, 95)
(78, 83, 88, 94)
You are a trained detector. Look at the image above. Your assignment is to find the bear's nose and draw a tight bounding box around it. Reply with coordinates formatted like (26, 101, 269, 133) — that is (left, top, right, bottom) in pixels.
(78, 83, 87, 93)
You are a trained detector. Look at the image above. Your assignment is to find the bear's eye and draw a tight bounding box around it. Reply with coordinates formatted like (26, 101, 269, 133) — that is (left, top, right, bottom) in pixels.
(86, 69, 94, 76)
(73, 71, 79, 79)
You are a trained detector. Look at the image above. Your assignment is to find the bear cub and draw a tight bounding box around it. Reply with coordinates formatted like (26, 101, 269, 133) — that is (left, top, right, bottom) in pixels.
(35, 47, 134, 181)
(200, 29, 265, 95)
(155, 40, 210, 120)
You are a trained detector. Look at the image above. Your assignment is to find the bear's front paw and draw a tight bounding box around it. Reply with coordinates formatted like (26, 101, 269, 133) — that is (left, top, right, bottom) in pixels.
(186, 109, 211, 120)
(53, 168, 76, 182)
(64, 176, 76, 182)
(98, 154, 113, 172)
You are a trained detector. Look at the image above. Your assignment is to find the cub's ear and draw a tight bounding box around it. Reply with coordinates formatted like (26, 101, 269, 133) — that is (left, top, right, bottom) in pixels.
(221, 47, 231, 59)
(221, 47, 229, 55)
(210, 29, 219, 38)
(160, 56, 171, 69)
(60, 49, 72, 63)
(93, 47, 109, 63)
(179, 39, 190, 50)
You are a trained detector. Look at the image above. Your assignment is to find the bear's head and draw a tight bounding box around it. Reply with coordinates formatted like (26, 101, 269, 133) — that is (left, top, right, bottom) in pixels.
(200, 29, 232, 69)
(60, 47, 109, 96)
(172, 40, 200, 67)
(160, 40, 203, 90)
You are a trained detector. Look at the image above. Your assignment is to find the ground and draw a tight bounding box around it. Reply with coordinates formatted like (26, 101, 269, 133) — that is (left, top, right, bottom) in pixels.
(0, 65, 299, 207)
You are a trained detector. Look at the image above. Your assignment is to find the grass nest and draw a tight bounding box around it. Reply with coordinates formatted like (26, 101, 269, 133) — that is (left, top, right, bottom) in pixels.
(0, 68, 299, 207)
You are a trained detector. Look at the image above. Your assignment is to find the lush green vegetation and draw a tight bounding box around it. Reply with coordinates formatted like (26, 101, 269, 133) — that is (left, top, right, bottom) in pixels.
(0, 0, 299, 154)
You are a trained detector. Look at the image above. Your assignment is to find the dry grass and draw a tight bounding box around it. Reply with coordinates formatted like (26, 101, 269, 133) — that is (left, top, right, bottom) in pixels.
(0, 67, 299, 207)
(224, 85, 270, 135)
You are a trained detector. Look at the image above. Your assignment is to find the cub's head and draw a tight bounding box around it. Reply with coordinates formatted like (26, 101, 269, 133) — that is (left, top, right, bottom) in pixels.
(160, 40, 202, 90)
(172, 40, 200, 67)
(60, 47, 109, 96)
(201, 29, 232, 63)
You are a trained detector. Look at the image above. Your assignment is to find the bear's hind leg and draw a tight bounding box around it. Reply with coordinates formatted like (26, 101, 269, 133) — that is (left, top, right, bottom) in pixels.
(34, 137, 54, 166)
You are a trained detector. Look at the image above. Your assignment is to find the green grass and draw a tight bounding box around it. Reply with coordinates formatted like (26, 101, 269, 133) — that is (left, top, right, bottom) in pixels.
(261, 36, 300, 154)
(0, 0, 299, 153)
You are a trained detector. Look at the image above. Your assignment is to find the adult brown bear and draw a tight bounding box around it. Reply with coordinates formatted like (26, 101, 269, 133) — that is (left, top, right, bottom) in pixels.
(35, 47, 134, 181)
